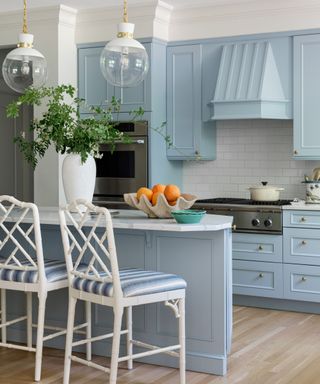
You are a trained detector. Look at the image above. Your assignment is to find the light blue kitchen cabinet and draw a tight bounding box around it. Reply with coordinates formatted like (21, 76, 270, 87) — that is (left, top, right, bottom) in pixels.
(233, 260, 284, 298)
(167, 44, 216, 160)
(78, 46, 114, 114)
(78, 40, 183, 189)
(78, 43, 151, 114)
(293, 34, 320, 159)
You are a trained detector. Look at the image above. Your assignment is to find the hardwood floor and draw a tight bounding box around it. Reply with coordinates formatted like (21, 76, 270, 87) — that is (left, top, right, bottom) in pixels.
(1, 306, 320, 383)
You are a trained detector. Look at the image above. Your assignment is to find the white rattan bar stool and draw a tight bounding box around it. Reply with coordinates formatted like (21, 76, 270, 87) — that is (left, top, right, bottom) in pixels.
(59, 200, 187, 384)
(0, 195, 91, 381)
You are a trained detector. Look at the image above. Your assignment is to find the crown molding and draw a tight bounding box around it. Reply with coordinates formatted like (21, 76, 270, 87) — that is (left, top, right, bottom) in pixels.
(168, 0, 320, 40)
(76, 0, 172, 43)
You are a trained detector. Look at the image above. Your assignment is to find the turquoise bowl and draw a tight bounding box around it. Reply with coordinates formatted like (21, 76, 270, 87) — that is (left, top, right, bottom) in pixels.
(171, 210, 206, 224)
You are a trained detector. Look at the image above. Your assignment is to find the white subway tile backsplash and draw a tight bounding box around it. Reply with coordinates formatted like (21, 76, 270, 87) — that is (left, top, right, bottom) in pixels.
(182, 120, 320, 199)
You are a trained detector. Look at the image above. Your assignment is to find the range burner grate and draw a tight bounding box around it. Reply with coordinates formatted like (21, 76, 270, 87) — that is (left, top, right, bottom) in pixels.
(196, 198, 293, 206)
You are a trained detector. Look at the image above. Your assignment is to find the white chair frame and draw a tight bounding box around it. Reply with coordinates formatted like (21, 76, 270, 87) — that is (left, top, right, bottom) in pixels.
(59, 200, 186, 384)
(0, 195, 91, 382)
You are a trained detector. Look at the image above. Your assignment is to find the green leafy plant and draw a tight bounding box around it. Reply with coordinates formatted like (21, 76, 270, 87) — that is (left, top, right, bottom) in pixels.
(6, 84, 147, 168)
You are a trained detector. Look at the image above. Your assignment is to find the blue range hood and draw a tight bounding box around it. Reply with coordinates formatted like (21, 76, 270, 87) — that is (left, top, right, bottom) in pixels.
(211, 38, 292, 120)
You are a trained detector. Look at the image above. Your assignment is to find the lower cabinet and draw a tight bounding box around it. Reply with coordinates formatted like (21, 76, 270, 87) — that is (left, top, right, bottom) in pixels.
(233, 260, 283, 298)
(283, 264, 320, 303)
(233, 211, 320, 304)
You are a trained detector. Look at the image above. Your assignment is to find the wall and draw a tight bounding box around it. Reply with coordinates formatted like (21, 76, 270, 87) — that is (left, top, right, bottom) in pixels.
(183, 120, 320, 200)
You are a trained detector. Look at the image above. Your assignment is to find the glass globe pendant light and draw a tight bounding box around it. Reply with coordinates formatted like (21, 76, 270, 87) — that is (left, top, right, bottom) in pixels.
(2, 0, 47, 93)
(100, 0, 149, 88)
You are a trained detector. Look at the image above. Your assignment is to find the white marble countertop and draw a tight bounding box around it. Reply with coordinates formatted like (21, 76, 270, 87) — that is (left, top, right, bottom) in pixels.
(282, 201, 320, 211)
(12, 208, 233, 232)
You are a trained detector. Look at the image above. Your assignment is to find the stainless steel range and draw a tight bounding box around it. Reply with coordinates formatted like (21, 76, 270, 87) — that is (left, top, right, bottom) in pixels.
(194, 198, 293, 234)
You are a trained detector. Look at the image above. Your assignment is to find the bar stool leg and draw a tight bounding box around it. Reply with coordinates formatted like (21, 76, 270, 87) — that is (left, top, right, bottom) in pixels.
(1, 289, 6, 343)
(109, 306, 123, 384)
(126, 306, 133, 370)
(63, 295, 77, 384)
(178, 297, 186, 384)
(27, 292, 33, 348)
(35, 292, 47, 382)
(85, 301, 92, 361)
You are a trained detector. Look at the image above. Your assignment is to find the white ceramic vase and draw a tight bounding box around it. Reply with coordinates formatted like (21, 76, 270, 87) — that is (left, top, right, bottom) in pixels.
(62, 154, 96, 205)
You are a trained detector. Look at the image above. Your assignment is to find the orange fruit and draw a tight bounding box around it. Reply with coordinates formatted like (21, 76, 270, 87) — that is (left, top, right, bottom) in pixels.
(152, 184, 166, 194)
(151, 191, 161, 206)
(164, 184, 181, 202)
(136, 187, 153, 202)
(168, 200, 177, 206)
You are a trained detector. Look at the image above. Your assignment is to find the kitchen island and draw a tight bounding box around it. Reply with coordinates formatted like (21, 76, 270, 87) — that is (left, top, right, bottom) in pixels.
(5, 209, 233, 376)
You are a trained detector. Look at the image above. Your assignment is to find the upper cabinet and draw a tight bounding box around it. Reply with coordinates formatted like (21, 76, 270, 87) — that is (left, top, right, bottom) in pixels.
(293, 34, 320, 159)
(78, 43, 151, 114)
(166, 44, 216, 160)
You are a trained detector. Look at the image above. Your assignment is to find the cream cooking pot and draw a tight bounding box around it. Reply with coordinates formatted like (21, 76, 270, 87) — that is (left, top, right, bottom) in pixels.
(248, 181, 284, 201)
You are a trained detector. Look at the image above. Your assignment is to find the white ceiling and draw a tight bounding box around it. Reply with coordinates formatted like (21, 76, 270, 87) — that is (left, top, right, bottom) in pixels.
(0, 0, 249, 12)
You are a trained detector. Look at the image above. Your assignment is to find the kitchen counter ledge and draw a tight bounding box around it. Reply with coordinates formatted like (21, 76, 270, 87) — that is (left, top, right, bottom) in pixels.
(8, 207, 233, 232)
(283, 201, 320, 210)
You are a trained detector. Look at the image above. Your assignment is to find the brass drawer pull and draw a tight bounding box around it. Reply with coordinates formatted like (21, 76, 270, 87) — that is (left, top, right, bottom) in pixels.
(258, 273, 264, 278)
(301, 240, 307, 245)
(300, 217, 306, 222)
(301, 276, 307, 282)
(258, 245, 263, 251)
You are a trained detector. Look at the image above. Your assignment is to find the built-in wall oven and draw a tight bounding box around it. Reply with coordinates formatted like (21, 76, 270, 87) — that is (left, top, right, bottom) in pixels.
(93, 121, 148, 205)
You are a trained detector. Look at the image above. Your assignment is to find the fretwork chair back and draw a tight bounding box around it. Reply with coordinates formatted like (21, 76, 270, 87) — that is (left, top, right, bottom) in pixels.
(59, 200, 187, 384)
(0, 195, 91, 382)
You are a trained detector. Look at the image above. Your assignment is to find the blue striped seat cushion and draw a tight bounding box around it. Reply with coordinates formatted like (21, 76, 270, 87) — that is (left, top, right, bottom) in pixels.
(72, 268, 187, 298)
(0, 259, 71, 284)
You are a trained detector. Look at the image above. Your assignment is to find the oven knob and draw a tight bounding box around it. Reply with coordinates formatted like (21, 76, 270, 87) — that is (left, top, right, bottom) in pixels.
(264, 219, 273, 227)
(252, 218, 260, 227)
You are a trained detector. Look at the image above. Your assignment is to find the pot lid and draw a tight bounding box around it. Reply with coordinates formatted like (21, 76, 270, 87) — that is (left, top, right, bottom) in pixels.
(249, 181, 284, 191)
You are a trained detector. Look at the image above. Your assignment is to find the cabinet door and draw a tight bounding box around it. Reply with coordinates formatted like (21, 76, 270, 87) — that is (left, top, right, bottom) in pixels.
(114, 43, 151, 112)
(294, 35, 320, 159)
(167, 45, 202, 159)
(78, 46, 115, 113)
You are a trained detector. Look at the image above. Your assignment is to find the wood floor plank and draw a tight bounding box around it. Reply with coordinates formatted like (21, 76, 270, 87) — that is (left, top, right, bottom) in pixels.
(1, 306, 320, 383)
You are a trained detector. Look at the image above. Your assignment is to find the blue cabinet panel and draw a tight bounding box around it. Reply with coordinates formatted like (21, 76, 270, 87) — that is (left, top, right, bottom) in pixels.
(283, 210, 320, 229)
(78, 43, 151, 114)
(283, 227, 320, 266)
(233, 260, 283, 298)
(167, 44, 216, 160)
(78, 46, 114, 113)
(233, 233, 282, 263)
(294, 34, 320, 159)
(284, 264, 320, 303)
(114, 43, 151, 112)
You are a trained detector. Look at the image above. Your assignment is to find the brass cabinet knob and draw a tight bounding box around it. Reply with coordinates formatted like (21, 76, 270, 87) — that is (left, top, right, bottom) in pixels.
(301, 276, 307, 282)
(301, 240, 307, 245)
(258, 245, 263, 251)
(232, 224, 237, 231)
(294, 150, 298, 155)
(258, 273, 264, 278)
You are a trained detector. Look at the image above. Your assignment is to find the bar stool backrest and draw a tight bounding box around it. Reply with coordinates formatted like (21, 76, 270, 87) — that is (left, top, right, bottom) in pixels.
(59, 200, 122, 299)
(0, 195, 46, 285)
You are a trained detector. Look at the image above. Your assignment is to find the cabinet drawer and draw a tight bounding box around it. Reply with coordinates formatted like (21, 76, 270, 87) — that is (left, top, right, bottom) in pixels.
(233, 260, 283, 298)
(283, 228, 320, 265)
(283, 210, 320, 228)
(233, 233, 282, 262)
(284, 264, 320, 302)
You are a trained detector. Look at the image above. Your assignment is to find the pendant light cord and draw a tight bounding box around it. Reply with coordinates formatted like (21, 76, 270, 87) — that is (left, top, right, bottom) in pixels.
(23, 0, 28, 33)
(123, 0, 128, 23)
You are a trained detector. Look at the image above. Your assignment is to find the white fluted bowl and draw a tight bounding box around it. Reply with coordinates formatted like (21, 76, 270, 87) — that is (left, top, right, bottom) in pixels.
(123, 193, 197, 218)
